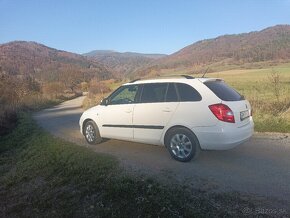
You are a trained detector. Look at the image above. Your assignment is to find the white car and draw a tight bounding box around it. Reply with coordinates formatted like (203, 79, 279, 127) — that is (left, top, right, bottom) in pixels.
(79, 76, 254, 162)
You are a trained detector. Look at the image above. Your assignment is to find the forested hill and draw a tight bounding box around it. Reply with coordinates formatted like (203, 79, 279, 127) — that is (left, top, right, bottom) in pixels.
(84, 50, 166, 77)
(0, 41, 113, 82)
(143, 25, 290, 73)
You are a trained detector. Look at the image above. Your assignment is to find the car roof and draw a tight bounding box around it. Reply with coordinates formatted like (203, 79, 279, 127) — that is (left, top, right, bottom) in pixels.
(123, 77, 220, 85)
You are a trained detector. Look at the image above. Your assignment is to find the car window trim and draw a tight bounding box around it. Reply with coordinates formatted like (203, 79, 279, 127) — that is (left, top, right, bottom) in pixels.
(134, 84, 142, 103)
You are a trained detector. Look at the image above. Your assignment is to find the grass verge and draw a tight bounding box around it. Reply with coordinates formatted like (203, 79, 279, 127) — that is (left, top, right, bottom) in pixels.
(0, 113, 283, 217)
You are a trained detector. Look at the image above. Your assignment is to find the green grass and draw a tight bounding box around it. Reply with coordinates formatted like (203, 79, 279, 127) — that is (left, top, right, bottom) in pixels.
(0, 113, 268, 217)
(209, 65, 290, 133)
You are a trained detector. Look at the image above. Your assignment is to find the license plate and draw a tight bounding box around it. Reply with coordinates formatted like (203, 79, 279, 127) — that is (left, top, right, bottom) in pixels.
(240, 110, 250, 121)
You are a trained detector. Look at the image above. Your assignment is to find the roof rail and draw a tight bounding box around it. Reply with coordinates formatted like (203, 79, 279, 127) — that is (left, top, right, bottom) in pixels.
(128, 78, 141, 83)
(158, 74, 194, 79)
(128, 75, 194, 83)
(180, 75, 194, 79)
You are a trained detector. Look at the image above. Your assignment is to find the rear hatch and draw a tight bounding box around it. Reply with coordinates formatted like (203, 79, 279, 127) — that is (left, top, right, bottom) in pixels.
(223, 100, 251, 127)
(204, 79, 251, 127)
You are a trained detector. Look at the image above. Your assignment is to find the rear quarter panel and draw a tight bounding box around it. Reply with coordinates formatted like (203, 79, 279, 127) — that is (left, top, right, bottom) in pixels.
(161, 80, 221, 144)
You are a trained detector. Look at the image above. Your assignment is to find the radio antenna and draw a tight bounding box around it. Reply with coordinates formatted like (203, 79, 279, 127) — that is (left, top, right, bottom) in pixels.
(201, 67, 209, 78)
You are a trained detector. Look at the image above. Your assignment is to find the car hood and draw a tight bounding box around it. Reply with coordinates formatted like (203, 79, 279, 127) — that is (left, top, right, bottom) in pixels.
(83, 105, 102, 115)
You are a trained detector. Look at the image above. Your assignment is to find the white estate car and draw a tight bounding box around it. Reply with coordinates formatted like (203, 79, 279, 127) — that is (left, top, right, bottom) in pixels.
(79, 76, 254, 162)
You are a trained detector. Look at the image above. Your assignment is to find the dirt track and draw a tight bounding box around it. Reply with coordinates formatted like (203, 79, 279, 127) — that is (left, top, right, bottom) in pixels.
(33, 96, 290, 208)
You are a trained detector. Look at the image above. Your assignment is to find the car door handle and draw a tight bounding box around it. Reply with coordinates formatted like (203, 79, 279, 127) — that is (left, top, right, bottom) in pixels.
(125, 109, 132, 113)
(162, 108, 172, 112)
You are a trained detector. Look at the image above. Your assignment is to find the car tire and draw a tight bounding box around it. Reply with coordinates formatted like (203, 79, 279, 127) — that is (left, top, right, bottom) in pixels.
(84, 121, 102, 145)
(165, 127, 200, 162)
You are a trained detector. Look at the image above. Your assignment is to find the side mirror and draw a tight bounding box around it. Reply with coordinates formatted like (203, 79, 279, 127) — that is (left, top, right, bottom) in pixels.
(100, 98, 109, 106)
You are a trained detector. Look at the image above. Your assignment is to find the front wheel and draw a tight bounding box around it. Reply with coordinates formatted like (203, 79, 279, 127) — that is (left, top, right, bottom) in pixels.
(165, 128, 200, 162)
(84, 121, 102, 145)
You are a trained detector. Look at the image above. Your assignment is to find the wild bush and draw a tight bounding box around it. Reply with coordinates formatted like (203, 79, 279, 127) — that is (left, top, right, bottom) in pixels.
(88, 79, 111, 95)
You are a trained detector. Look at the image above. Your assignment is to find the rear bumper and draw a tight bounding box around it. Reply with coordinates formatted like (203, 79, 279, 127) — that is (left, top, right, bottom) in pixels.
(192, 118, 254, 150)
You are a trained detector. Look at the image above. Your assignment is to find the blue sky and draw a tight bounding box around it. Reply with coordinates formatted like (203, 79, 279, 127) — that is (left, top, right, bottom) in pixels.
(0, 0, 290, 54)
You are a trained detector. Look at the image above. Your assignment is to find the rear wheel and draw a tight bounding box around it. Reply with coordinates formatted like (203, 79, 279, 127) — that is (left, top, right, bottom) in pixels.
(165, 127, 200, 162)
(84, 121, 102, 144)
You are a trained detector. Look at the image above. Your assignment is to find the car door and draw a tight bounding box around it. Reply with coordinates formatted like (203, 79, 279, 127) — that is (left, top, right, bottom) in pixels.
(133, 83, 179, 145)
(99, 85, 139, 140)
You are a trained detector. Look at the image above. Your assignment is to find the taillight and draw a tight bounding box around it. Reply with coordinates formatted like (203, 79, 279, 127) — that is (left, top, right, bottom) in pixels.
(209, 104, 235, 123)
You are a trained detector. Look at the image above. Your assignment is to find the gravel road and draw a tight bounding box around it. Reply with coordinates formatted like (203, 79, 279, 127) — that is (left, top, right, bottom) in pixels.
(33, 96, 290, 209)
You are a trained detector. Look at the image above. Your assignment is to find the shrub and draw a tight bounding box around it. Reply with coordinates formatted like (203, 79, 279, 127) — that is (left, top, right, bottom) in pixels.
(88, 79, 111, 95)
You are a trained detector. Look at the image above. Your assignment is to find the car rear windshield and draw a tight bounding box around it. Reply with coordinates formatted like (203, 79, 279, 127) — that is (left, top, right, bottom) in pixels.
(204, 80, 244, 101)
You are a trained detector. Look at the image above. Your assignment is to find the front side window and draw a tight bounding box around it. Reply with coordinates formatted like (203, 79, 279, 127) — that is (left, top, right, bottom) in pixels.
(140, 83, 167, 103)
(109, 85, 138, 105)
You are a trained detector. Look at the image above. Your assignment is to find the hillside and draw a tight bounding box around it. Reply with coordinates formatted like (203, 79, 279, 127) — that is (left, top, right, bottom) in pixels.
(0, 41, 114, 134)
(1, 25, 290, 80)
(139, 25, 290, 76)
(0, 41, 113, 82)
(84, 50, 166, 77)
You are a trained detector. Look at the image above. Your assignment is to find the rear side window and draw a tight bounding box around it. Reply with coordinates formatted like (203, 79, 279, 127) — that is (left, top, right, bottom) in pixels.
(176, 83, 202, 102)
(204, 80, 244, 101)
(140, 83, 167, 103)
